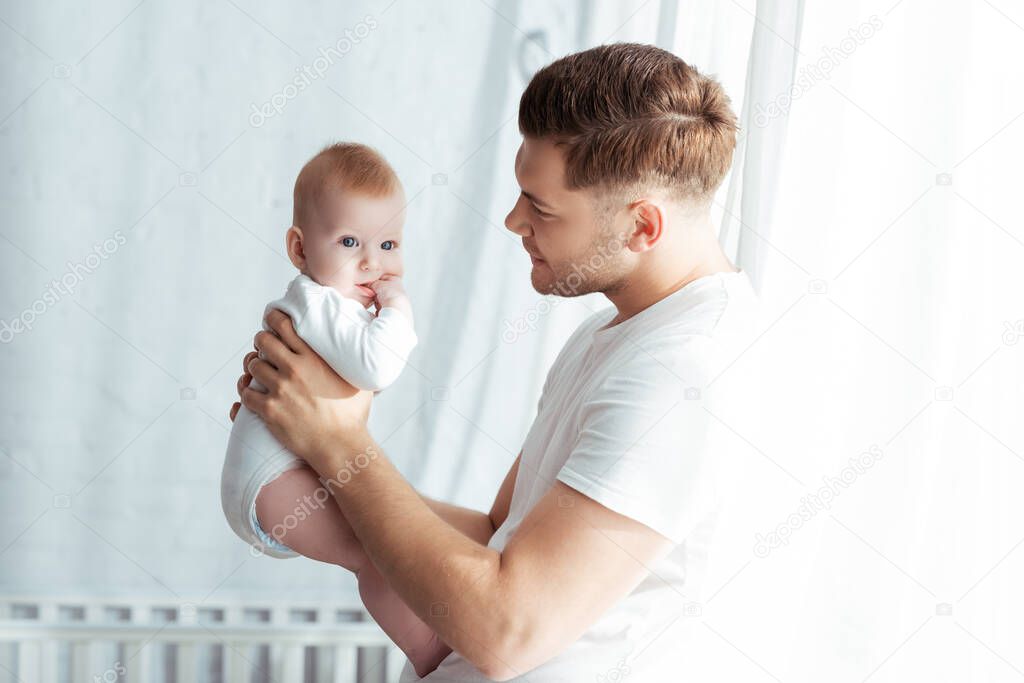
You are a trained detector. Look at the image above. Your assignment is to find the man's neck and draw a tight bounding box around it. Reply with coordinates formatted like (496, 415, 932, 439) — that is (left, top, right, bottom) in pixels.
(601, 237, 737, 330)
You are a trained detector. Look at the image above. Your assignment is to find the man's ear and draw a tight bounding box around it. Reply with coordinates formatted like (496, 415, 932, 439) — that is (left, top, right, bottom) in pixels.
(624, 199, 665, 253)
(285, 226, 306, 269)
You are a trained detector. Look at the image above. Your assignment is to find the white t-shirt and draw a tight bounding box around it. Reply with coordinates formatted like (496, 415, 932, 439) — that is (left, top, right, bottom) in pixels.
(400, 269, 759, 682)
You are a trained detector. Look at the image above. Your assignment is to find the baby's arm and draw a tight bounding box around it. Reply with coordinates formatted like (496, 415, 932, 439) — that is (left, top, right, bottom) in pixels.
(368, 274, 414, 325)
(278, 279, 417, 392)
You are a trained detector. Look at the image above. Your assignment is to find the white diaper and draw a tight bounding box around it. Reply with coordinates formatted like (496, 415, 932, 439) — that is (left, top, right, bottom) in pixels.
(221, 388, 305, 559)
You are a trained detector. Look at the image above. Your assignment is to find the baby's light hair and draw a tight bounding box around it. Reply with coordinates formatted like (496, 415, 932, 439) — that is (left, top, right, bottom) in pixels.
(292, 142, 402, 227)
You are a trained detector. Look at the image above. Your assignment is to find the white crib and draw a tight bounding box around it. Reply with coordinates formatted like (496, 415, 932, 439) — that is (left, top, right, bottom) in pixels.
(0, 595, 408, 683)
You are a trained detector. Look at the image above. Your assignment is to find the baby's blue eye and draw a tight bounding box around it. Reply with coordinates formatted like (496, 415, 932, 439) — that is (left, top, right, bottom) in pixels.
(381, 240, 395, 250)
(340, 236, 357, 247)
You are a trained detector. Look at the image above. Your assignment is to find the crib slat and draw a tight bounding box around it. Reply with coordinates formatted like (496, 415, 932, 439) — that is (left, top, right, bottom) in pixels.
(39, 638, 58, 681)
(34, 603, 57, 683)
(314, 645, 332, 683)
(77, 606, 107, 679)
(82, 606, 102, 679)
(386, 646, 408, 683)
(130, 602, 154, 683)
(333, 644, 356, 683)
(71, 640, 93, 682)
(124, 636, 153, 683)
(17, 641, 41, 683)
(221, 641, 248, 683)
(0, 601, 10, 683)
(269, 642, 304, 681)
(219, 606, 245, 683)
(269, 605, 302, 681)
(0, 645, 11, 683)
(176, 642, 196, 683)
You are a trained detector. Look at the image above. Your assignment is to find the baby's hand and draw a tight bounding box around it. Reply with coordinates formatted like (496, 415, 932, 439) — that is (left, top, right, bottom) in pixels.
(369, 274, 407, 307)
(369, 275, 413, 322)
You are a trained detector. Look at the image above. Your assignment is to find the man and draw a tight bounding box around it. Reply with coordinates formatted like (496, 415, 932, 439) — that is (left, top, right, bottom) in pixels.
(231, 42, 757, 681)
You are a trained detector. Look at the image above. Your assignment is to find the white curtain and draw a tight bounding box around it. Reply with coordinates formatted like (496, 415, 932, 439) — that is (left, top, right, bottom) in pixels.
(719, 0, 805, 292)
(690, 1, 1024, 680)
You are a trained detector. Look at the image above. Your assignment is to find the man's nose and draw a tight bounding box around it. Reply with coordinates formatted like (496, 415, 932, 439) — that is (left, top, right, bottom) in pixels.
(504, 199, 532, 237)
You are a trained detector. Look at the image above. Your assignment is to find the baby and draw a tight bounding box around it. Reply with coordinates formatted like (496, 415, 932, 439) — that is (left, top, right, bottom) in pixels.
(220, 142, 451, 676)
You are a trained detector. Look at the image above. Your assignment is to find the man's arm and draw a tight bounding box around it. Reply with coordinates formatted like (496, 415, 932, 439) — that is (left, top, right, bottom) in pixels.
(488, 477, 674, 677)
(310, 433, 672, 681)
(488, 451, 521, 532)
(418, 495, 494, 545)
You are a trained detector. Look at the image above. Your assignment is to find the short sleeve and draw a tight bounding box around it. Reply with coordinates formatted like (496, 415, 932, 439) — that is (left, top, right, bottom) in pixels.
(555, 342, 720, 545)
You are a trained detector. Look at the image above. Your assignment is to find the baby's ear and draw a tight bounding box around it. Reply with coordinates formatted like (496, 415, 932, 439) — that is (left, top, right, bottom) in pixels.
(285, 226, 305, 269)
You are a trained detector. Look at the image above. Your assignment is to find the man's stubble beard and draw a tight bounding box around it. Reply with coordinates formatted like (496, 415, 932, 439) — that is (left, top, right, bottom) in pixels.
(532, 216, 631, 298)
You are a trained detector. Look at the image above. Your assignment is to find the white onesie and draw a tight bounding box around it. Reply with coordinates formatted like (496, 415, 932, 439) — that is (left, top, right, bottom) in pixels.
(220, 273, 418, 558)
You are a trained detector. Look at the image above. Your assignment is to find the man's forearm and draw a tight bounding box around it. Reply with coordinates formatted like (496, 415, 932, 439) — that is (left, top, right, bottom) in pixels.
(316, 430, 515, 678)
(420, 495, 495, 546)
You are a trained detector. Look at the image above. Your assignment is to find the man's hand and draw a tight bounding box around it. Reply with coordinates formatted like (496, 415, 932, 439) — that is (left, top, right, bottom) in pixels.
(237, 308, 374, 474)
(228, 350, 257, 423)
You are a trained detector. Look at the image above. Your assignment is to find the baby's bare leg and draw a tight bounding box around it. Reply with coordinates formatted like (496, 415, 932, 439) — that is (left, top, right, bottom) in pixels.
(255, 466, 362, 568)
(255, 467, 452, 677)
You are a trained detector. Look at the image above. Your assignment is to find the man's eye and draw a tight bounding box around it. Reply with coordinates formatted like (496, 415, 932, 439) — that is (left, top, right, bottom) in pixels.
(381, 240, 396, 250)
(532, 204, 552, 218)
(340, 236, 357, 247)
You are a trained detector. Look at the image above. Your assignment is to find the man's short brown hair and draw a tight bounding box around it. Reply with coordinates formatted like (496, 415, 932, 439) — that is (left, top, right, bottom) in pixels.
(293, 142, 402, 227)
(518, 42, 738, 206)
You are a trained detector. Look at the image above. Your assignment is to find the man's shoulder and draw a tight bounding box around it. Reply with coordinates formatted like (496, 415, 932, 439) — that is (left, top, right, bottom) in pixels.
(617, 278, 758, 386)
(632, 272, 756, 346)
(609, 283, 756, 381)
